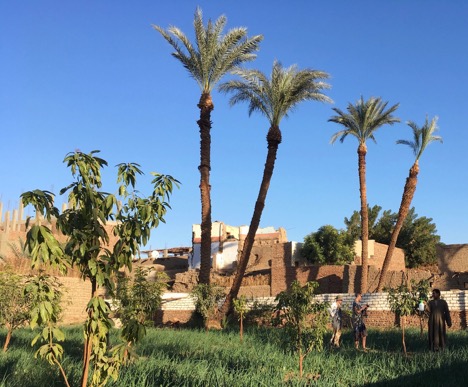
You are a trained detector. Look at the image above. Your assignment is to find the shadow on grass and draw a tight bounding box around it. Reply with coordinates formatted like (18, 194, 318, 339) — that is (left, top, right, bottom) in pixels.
(365, 360, 467, 387)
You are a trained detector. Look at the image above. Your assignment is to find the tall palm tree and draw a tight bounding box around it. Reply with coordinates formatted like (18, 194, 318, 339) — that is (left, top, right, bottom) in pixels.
(154, 9, 262, 284)
(329, 97, 400, 293)
(219, 61, 331, 315)
(377, 116, 442, 291)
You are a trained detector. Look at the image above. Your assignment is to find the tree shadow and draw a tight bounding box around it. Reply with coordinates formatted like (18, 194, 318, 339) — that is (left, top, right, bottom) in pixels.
(365, 360, 467, 386)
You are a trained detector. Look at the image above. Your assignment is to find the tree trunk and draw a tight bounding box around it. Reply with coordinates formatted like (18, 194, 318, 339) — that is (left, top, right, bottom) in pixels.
(377, 162, 419, 291)
(197, 93, 214, 285)
(81, 278, 98, 387)
(2, 328, 12, 352)
(220, 126, 281, 316)
(299, 351, 303, 379)
(358, 144, 369, 293)
(240, 315, 243, 343)
(402, 315, 407, 356)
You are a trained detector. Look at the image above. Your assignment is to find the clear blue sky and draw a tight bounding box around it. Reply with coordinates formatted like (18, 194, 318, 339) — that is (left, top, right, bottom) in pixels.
(1, 1, 467, 249)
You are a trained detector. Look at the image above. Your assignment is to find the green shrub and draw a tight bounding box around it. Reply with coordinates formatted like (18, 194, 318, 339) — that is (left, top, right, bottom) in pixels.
(0, 271, 32, 352)
(191, 284, 225, 329)
(115, 267, 168, 327)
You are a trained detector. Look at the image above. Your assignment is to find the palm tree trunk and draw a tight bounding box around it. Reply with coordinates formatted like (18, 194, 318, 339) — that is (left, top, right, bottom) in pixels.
(358, 144, 369, 293)
(221, 126, 281, 316)
(377, 162, 419, 291)
(197, 92, 214, 285)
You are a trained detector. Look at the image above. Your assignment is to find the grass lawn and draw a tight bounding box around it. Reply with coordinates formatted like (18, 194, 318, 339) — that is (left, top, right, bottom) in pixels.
(1, 326, 467, 386)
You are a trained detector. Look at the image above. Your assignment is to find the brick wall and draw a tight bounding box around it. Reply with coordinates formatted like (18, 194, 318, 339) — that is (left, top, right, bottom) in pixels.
(154, 290, 467, 329)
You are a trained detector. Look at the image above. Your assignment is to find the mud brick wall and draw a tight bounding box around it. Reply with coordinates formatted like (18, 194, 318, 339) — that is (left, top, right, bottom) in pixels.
(60, 277, 92, 324)
(271, 244, 345, 295)
(437, 244, 468, 289)
(369, 242, 405, 272)
(58, 277, 107, 325)
(271, 243, 434, 295)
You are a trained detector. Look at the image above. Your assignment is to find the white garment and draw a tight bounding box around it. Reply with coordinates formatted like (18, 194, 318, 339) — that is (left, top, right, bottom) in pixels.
(328, 301, 338, 320)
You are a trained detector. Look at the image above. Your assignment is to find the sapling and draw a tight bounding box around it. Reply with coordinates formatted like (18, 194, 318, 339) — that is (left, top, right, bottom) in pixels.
(233, 295, 249, 342)
(386, 277, 430, 356)
(274, 280, 329, 378)
(22, 150, 179, 387)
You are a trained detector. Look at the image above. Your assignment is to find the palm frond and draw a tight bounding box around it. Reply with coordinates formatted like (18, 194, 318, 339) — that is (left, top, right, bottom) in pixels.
(220, 60, 331, 127)
(212, 29, 262, 84)
(155, 8, 262, 93)
(399, 116, 442, 161)
(329, 96, 400, 145)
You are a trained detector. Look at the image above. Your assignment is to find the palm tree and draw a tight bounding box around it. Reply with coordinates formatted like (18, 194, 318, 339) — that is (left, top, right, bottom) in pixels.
(329, 97, 400, 293)
(219, 61, 331, 315)
(377, 116, 442, 291)
(154, 9, 263, 284)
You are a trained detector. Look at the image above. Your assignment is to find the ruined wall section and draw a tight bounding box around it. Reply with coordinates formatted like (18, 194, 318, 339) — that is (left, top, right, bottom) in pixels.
(271, 242, 435, 295)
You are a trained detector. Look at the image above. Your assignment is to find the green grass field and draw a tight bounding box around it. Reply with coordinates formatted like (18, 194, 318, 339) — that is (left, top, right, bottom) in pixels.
(1, 326, 467, 386)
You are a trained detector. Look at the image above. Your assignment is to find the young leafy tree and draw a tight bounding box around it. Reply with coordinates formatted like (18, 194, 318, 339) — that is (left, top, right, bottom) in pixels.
(274, 281, 329, 378)
(154, 8, 262, 285)
(219, 61, 331, 316)
(0, 271, 32, 352)
(329, 97, 400, 293)
(233, 295, 249, 343)
(301, 225, 354, 265)
(377, 117, 442, 291)
(24, 273, 68, 387)
(386, 277, 430, 356)
(412, 279, 431, 336)
(21, 150, 179, 387)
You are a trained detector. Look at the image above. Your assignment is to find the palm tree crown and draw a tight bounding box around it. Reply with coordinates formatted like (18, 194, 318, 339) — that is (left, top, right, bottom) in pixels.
(329, 96, 400, 145)
(220, 61, 332, 127)
(153, 8, 263, 94)
(397, 116, 443, 162)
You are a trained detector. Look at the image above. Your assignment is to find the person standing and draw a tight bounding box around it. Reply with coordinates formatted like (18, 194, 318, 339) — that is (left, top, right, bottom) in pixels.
(328, 296, 343, 347)
(426, 289, 452, 351)
(352, 293, 369, 351)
